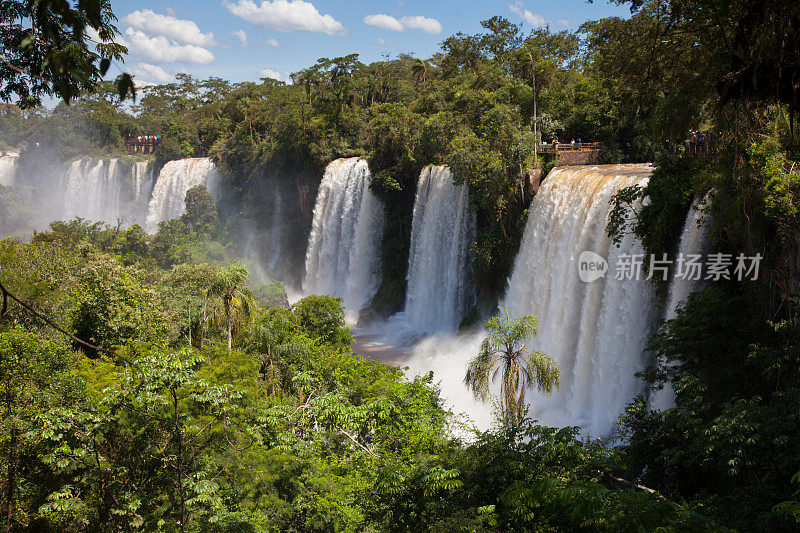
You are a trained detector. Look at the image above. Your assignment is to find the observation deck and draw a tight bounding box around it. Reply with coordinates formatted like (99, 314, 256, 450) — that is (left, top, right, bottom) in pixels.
(125, 136, 160, 155)
(539, 142, 605, 166)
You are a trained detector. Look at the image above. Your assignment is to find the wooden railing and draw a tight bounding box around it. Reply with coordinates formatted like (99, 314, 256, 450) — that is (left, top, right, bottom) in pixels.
(539, 141, 604, 153)
(124, 137, 160, 155)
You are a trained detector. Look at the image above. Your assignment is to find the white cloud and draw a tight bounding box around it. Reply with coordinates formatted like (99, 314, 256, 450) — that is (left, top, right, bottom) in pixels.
(123, 28, 215, 64)
(225, 0, 346, 36)
(399, 16, 442, 34)
(264, 38, 280, 47)
(133, 63, 173, 83)
(363, 14, 442, 34)
(260, 68, 281, 79)
(363, 14, 404, 32)
(233, 29, 248, 46)
(123, 9, 216, 46)
(508, 1, 546, 28)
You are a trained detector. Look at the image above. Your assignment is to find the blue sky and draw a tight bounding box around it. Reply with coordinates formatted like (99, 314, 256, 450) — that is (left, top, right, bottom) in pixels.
(106, 0, 632, 86)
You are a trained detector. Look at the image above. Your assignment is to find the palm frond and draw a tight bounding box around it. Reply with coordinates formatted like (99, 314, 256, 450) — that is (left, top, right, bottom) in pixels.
(468, 306, 560, 429)
(522, 350, 560, 393)
(464, 341, 495, 401)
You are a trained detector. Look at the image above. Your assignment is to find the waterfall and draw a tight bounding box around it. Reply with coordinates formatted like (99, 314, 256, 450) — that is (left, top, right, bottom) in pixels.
(0, 152, 18, 187)
(650, 195, 712, 410)
(131, 160, 154, 205)
(145, 158, 220, 232)
(404, 165, 476, 333)
(504, 164, 658, 436)
(62, 158, 130, 224)
(303, 158, 384, 318)
(2, 156, 220, 236)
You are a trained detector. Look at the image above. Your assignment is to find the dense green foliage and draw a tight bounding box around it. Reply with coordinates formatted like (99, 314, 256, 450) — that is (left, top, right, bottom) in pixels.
(0, 0, 134, 108)
(619, 285, 800, 531)
(0, 218, 703, 531)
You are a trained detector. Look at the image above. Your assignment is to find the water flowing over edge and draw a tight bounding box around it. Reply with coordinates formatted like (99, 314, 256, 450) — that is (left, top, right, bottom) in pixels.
(146, 158, 220, 232)
(0, 152, 18, 187)
(58, 158, 153, 227)
(3, 155, 219, 232)
(403, 165, 476, 333)
(503, 164, 657, 436)
(302, 158, 384, 320)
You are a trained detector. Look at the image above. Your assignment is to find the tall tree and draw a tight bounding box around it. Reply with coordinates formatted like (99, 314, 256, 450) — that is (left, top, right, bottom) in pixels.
(206, 263, 257, 351)
(465, 305, 560, 429)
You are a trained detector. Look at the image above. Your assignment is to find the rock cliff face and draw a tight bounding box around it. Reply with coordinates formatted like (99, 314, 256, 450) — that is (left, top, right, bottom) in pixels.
(556, 149, 605, 166)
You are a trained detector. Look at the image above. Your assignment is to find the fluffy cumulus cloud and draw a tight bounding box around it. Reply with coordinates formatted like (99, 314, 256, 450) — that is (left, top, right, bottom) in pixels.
(123, 9, 216, 46)
(399, 15, 442, 34)
(124, 29, 215, 64)
(225, 0, 346, 36)
(508, 1, 546, 28)
(133, 63, 173, 84)
(363, 14, 404, 32)
(232, 29, 248, 46)
(363, 14, 442, 34)
(260, 68, 282, 79)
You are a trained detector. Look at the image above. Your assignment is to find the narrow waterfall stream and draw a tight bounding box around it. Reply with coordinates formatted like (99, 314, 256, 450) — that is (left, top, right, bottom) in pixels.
(302, 158, 384, 320)
(650, 195, 712, 410)
(146, 158, 220, 231)
(404, 165, 476, 333)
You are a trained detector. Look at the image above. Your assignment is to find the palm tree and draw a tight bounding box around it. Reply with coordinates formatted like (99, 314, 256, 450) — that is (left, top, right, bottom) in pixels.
(465, 304, 559, 429)
(206, 263, 258, 351)
(411, 58, 429, 83)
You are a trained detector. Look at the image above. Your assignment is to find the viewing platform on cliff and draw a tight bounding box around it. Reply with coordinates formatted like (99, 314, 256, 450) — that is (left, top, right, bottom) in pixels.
(125, 136, 160, 155)
(539, 141, 604, 166)
(539, 141, 604, 154)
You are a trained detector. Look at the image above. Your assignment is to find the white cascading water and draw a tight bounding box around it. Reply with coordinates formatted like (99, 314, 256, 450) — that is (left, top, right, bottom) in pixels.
(404, 165, 476, 333)
(63, 158, 130, 224)
(145, 158, 220, 232)
(504, 164, 658, 436)
(649, 196, 712, 410)
(303, 158, 384, 319)
(0, 152, 18, 186)
(131, 160, 154, 205)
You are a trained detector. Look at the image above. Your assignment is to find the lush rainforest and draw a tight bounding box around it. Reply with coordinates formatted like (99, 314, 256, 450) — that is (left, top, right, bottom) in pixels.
(2, 0, 800, 531)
